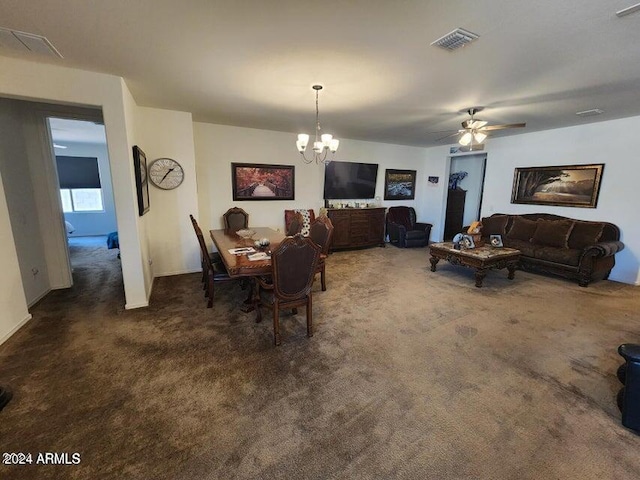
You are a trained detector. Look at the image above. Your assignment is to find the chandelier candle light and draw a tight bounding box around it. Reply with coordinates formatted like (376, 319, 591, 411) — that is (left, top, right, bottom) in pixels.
(296, 85, 339, 164)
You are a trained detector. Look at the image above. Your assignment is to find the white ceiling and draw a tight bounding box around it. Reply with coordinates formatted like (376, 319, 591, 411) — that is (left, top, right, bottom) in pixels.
(2, 0, 640, 147)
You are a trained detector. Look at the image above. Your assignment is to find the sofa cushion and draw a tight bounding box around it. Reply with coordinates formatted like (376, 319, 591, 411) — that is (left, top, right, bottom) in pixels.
(481, 215, 509, 236)
(503, 238, 539, 257)
(531, 219, 575, 249)
(568, 221, 605, 250)
(506, 216, 537, 241)
(532, 246, 582, 267)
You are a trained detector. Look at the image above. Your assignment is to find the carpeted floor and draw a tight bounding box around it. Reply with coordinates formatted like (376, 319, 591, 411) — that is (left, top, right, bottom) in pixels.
(1, 239, 640, 479)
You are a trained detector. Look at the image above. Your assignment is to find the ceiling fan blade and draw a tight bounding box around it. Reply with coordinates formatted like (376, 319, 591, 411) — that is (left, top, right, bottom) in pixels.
(481, 123, 526, 131)
(470, 120, 488, 129)
(435, 131, 462, 141)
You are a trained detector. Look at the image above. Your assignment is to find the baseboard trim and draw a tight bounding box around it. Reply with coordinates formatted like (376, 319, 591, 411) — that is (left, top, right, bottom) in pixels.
(154, 268, 201, 277)
(27, 288, 51, 308)
(125, 301, 149, 310)
(0, 313, 33, 346)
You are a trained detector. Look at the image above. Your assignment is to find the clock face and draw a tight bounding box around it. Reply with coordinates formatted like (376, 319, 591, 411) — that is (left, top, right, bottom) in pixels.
(148, 158, 184, 190)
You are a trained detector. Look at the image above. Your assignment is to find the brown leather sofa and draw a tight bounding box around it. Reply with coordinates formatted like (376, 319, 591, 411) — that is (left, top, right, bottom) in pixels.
(480, 213, 624, 286)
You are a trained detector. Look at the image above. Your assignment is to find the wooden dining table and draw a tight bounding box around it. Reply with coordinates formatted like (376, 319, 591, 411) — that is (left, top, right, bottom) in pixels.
(209, 227, 286, 321)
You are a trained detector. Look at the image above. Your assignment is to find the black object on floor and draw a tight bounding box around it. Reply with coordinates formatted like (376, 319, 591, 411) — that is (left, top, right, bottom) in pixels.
(0, 386, 12, 411)
(617, 344, 640, 432)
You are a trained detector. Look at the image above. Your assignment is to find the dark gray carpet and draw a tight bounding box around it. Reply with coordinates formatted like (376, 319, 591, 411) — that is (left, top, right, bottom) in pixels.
(1, 239, 639, 479)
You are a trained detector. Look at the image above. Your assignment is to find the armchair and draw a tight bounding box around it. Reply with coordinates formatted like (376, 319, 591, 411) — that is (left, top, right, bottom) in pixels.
(386, 206, 432, 248)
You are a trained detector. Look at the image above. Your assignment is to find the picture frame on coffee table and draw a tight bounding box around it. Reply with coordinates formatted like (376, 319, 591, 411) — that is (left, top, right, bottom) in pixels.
(490, 235, 503, 247)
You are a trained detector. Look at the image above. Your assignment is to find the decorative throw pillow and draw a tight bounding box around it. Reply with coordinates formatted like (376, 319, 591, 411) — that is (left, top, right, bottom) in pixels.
(568, 221, 605, 250)
(481, 215, 509, 236)
(295, 209, 312, 237)
(506, 216, 538, 241)
(531, 219, 575, 248)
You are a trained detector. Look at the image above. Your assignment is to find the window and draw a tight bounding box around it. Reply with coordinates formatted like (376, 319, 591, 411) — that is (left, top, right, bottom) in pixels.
(56, 156, 104, 213)
(60, 188, 104, 213)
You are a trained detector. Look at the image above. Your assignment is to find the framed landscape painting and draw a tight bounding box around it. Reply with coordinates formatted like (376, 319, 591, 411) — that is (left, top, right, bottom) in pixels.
(384, 169, 417, 200)
(232, 163, 295, 201)
(511, 164, 604, 208)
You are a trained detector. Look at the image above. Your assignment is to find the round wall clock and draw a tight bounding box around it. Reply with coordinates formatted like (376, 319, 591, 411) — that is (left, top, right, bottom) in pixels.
(148, 158, 184, 190)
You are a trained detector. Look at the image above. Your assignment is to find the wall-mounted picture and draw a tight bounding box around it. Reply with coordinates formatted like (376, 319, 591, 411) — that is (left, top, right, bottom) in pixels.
(511, 164, 604, 208)
(232, 163, 294, 201)
(133, 145, 150, 216)
(384, 169, 417, 200)
(428, 176, 439, 185)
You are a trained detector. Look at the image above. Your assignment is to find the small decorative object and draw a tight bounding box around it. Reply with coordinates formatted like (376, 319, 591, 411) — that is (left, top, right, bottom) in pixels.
(467, 221, 482, 235)
(449, 171, 468, 190)
(232, 163, 295, 201)
(490, 235, 504, 247)
(258, 237, 270, 247)
(148, 158, 185, 190)
(511, 163, 604, 208)
(461, 234, 475, 249)
(452, 232, 464, 250)
(236, 229, 256, 239)
(132, 145, 150, 216)
(428, 176, 439, 185)
(384, 169, 417, 200)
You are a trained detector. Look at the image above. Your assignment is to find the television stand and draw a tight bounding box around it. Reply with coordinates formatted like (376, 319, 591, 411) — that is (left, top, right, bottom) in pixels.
(326, 207, 385, 250)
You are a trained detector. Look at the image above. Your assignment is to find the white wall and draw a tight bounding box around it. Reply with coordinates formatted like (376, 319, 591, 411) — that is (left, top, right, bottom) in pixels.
(0, 168, 31, 344)
(59, 141, 118, 236)
(193, 123, 434, 250)
(136, 107, 200, 276)
(0, 99, 50, 306)
(480, 116, 640, 285)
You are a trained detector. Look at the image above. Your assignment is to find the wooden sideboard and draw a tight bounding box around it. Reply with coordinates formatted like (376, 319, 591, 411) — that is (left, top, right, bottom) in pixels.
(326, 207, 386, 250)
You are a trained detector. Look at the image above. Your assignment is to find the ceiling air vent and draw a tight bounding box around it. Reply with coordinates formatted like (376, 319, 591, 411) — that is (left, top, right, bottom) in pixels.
(0, 27, 63, 58)
(431, 28, 479, 51)
(576, 109, 604, 117)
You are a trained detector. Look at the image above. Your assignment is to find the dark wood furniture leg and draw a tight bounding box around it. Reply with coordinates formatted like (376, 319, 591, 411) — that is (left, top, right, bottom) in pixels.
(507, 263, 517, 280)
(429, 256, 440, 272)
(474, 268, 487, 288)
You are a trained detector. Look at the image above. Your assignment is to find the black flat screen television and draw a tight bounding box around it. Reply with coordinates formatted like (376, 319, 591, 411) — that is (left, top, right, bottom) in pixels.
(323, 161, 379, 199)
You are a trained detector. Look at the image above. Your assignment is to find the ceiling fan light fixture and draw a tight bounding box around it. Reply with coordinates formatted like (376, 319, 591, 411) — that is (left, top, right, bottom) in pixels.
(474, 132, 487, 143)
(459, 132, 472, 146)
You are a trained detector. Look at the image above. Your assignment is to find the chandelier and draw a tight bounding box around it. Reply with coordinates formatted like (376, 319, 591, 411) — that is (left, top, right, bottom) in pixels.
(296, 85, 339, 164)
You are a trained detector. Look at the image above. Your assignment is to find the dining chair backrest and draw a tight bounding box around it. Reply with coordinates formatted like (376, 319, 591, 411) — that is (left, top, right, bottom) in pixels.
(286, 211, 304, 236)
(309, 215, 334, 256)
(223, 207, 249, 230)
(271, 235, 321, 301)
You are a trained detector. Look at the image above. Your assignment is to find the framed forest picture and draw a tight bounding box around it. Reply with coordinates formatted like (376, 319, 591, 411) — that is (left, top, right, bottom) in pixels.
(231, 163, 295, 201)
(511, 164, 604, 208)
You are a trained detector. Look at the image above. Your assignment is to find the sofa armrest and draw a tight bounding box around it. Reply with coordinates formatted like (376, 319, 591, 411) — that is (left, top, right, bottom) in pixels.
(387, 221, 407, 244)
(415, 222, 432, 231)
(582, 240, 625, 258)
(620, 344, 640, 363)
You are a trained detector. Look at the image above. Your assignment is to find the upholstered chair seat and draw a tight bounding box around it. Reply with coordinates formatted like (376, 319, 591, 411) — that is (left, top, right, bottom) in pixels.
(386, 206, 432, 248)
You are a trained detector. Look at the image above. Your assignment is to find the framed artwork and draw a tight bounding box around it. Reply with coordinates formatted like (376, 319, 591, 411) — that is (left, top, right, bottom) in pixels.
(132, 145, 150, 216)
(511, 164, 604, 208)
(490, 235, 503, 247)
(231, 163, 294, 201)
(384, 169, 417, 200)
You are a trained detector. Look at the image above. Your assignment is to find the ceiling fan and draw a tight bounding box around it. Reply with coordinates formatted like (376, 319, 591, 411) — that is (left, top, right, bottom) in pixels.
(437, 107, 526, 149)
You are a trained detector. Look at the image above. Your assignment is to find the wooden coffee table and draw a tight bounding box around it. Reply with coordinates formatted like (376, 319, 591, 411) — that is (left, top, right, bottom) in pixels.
(429, 242, 521, 288)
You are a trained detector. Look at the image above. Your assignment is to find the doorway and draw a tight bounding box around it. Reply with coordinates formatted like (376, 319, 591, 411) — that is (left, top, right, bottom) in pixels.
(444, 153, 487, 240)
(46, 117, 119, 285)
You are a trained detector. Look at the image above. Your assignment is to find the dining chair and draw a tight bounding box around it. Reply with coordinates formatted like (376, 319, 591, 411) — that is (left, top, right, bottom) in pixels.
(286, 211, 304, 236)
(190, 214, 222, 288)
(308, 215, 334, 291)
(257, 234, 321, 346)
(284, 209, 315, 236)
(223, 207, 249, 230)
(190, 215, 235, 307)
